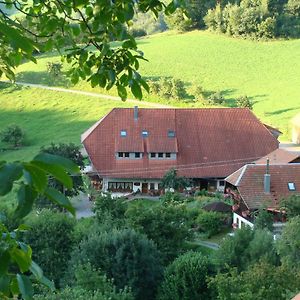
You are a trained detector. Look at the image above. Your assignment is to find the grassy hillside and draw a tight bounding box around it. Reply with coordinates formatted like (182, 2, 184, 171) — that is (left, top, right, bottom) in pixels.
(0, 83, 152, 162)
(14, 31, 300, 141)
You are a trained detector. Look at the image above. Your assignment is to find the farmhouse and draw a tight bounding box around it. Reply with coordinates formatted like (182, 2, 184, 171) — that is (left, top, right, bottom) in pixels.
(225, 163, 300, 229)
(82, 107, 279, 194)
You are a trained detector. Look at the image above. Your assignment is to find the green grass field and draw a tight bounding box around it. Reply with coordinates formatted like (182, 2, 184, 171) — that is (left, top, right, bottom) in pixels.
(13, 30, 300, 141)
(0, 83, 152, 163)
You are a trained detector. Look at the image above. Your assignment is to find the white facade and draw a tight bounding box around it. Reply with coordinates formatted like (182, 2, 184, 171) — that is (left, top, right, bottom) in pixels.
(233, 212, 254, 229)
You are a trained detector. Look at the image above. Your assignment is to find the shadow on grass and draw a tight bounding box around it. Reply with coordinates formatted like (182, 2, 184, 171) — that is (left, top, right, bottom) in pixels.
(16, 70, 71, 88)
(264, 107, 300, 116)
(0, 82, 28, 93)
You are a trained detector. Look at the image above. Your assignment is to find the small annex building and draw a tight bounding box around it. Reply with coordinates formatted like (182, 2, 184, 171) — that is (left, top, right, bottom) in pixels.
(225, 163, 300, 229)
(82, 107, 279, 194)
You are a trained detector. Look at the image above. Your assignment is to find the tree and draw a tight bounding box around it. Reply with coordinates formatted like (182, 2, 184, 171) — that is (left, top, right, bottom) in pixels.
(196, 210, 224, 238)
(0, 0, 182, 99)
(277, 216, 300, 268)
(210, 261, 300, 300)
(125, 202, 192, 263)
(161, 168, 189, 191)
(0, 153, 79, 299)
(0, 124, 25, 147)
(39, 143, 85, 197)
(67, 228, 163, 300)
(217, 227, 278, 271)
(280, 194, 300, 218)
(254, 208, 273, 231)
(24, 210, 76, 286)
(236, 95, 253, 110)
(158, 252, 215, 300)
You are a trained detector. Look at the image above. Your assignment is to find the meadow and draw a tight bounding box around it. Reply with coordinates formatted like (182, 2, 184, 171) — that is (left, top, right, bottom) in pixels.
(12, 30, 300, 141)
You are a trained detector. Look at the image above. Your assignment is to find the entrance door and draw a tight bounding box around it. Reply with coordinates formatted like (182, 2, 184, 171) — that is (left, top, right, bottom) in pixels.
(142, 183, 148, 194)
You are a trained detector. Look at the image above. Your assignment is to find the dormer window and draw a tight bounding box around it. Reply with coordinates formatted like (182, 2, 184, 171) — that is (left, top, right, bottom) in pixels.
(142, 130, 149, 137)
(168, 130, 175, 137)
(120, 130, 127, 137)
(135, 152, 141, 158)
(288, 182, 296, 191)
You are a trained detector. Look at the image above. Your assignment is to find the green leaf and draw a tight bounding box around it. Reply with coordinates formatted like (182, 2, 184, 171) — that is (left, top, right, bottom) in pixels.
(122, 39, 137, 49)
(0, 163, 23, 196)
(0, 275, 10, 295)
(31, 161, 73, 189)
(39, 275, 55, 291)
(0, 252, 10, 274)
(17, 274, 33, 300)
(29, 261, 43, 280)
(10, 277, 19, 295)
(0, 22, 34, 53)
(33, 153, 79, 174)
(15, 185, 37, 219)
(117, 85, 127, 100)
(10, 248, 31, 273)
(23, 163, 47, 192)
(45, 187, 75, 216)
(139, 78, 150, 93)
(131, 80, 143, 100)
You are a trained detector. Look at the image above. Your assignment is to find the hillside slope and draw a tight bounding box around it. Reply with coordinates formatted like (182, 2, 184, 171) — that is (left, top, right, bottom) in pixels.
(12, 30, 300, 140)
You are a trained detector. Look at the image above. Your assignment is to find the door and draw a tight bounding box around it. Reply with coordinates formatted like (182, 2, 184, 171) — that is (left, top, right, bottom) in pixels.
(142, 183, 148, 194)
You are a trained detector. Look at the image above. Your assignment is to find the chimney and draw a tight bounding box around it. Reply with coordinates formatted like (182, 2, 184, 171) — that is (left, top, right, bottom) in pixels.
(134, 106, 138, 121)
(264, 158, 271, 193)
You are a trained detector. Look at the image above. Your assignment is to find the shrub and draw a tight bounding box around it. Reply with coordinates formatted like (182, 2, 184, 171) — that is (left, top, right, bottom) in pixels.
(24, 210, 76, 286)
(254, 208, 274, 231)
(208, 91, 225, 104)
(280, 195, 300, 218)
(126, 202, 192, 263)
(67, 228, 163, 300)
(196, 210, 224, 237)
(236, 95, 253, 109)
(190, 83, 205, 101)
(150, 78, 187, 100)
(93, 193, 127, 223)
(129, 28, 147, 37)
(158, 252, 215, 300)
(0, 124, 25, 147)
(47, 62, 62, 77)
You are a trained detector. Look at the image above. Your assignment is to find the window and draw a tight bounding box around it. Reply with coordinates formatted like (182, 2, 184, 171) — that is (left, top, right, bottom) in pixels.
(219, 180, 225, 186)
(158, 153, 163, 158)
(166, 153, 171, 158)
(150, 183, 155, 190)
(150, 153, 156, 158)
(118, 152, 124, 158)
(125, 152, 129, 158)
(288, 182, 296, 191)
(142, 130, 149, 137)
(135, 152, 141, 158)
(120, 130, 127, 137)
(168, 130, 175, 137)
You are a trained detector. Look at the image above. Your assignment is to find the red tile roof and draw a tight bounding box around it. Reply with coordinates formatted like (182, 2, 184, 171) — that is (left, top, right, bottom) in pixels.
(255, 148, 300, 165)
(225, 164, 300, 210)
(82, 108, 279, 179)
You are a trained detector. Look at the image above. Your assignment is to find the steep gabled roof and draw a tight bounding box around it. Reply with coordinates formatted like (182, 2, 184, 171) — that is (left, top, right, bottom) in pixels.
(225, 164, 300, 210)
(255, 148, 300, 165)
(82, 107, 279, 179)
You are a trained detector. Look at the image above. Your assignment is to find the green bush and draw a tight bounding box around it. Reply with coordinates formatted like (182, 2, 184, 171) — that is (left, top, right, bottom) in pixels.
(93, 193, 127, 223)
(208, 91, 225, 104)
(236, 95, 253, 109)
(149, 78, 187, 100)
(196, 210, 224, 237)
(158, 252, 214, 300)
(126, 202, 192, 263)
(0, 124, 25, 147)
(67, 228, 163, 300)
(24, 210, 76, 286)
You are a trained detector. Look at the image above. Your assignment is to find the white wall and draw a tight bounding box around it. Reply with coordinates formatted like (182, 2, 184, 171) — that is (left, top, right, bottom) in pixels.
(233, 212, 254, 229)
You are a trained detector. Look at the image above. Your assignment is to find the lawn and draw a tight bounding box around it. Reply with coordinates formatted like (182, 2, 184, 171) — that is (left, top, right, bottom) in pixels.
(13, 30, 300, 141)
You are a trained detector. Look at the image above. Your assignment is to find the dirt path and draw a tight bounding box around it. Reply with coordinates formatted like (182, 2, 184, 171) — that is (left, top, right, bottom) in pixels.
(1, 80, 173, 108)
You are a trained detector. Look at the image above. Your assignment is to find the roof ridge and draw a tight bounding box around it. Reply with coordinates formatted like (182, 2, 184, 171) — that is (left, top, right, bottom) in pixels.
(236, 164, 248, 186)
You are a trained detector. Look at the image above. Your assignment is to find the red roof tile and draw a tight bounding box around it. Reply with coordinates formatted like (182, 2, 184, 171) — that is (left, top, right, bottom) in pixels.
(82, 108, 279, 179)
(255, 148, 300, 165)
(225, 164, 300, 210)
